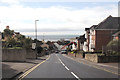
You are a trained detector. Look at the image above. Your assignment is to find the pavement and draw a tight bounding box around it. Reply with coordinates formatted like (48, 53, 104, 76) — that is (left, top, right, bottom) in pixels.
(2, 55, 49, 80)
(63, 54, 119, 76)
(16, 53, 119, 80)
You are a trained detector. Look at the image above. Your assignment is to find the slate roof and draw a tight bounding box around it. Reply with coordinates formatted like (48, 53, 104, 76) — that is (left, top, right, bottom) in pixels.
(95, 15, 120, 29)
(89, 15, 120, 30)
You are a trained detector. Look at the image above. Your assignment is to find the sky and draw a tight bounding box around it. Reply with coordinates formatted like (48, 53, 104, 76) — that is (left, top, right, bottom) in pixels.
(0, 0, 119, 35)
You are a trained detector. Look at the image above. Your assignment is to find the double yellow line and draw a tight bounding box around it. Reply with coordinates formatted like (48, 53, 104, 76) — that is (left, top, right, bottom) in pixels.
(16, 56, 50, 80)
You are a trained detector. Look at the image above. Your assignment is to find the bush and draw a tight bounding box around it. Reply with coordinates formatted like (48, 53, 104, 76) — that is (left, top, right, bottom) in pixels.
(23, 37, 32, 49)
(106, 40, 120, 56)
(107, 40, 120, 47)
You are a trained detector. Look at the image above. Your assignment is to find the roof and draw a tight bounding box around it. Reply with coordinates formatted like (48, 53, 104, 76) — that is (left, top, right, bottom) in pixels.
(70, 38, 76, 40)
(95, 15, 120, 30)
(72, 42, 77, 46)
(90, 25, 98, 29)
(89, 15, 120, 30)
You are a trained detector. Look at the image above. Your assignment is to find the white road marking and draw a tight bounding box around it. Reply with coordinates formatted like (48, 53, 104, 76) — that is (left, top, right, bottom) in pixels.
(56, 54, 81, 80)
(71, 72, 81, 80)
(62, 63, 65, 66)
(59, 59, 62, 62)
(65, 66, 69, 71)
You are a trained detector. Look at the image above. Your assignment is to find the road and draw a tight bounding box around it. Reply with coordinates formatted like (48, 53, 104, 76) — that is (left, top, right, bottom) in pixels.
(19, 53, 118, 80)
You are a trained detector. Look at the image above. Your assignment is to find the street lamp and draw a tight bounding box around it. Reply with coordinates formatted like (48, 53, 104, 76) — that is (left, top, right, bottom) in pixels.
(35, 20, 39, 59)
(35, 20, 39, 41)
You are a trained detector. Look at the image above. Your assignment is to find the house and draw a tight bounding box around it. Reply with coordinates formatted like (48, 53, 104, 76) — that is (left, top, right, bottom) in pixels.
(54, 42, 61, 50)
(76, 34, 86, 51)
(83, 15, 120, 52)
(83, 28, 90, 51)
(71, 42, 77, 50)
(70, 38, 77, 50)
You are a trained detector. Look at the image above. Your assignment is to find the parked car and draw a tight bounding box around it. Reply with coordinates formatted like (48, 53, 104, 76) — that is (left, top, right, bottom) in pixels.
(60, 50, 67, 54)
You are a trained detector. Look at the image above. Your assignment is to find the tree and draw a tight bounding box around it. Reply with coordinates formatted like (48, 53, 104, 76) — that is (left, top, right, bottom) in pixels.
(37, 46, 43, 54)
(7, 37, 16, 47)
(23, 37, 32, 49)
(3, 29, 14, 37)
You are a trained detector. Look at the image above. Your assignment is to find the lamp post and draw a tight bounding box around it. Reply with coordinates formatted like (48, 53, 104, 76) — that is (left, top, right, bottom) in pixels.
(35, 20, 39, 59)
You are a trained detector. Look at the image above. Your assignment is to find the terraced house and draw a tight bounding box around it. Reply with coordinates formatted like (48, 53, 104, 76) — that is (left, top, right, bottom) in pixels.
(83, 15, 120, 52)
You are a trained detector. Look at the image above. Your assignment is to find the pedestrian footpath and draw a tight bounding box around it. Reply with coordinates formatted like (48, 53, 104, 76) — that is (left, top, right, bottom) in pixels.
(2, 55, 49, 80)
(63, 54, 119, 76)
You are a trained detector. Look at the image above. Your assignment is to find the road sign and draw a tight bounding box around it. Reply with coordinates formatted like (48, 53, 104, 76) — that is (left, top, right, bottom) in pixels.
(32, 43, 36, 49)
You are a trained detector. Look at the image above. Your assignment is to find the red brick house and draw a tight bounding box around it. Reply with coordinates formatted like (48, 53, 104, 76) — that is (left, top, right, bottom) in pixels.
(83, 15, 120, 52)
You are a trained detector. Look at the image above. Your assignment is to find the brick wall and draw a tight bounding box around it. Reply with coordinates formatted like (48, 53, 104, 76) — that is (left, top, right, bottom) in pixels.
(95, 30, 117, 51)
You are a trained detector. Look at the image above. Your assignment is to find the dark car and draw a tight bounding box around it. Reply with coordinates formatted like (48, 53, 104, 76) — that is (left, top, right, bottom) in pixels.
(55, 51, 59, 54)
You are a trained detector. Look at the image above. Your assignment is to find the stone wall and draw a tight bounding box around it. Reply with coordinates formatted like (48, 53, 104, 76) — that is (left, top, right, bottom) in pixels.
(2, 49, 26, 62)
(26, 49, 36, 59)
(2, 49, 37, 62)
(68, 52, 75, 57)
(68, 52, 84, 58)
(85, 54, 98, 63)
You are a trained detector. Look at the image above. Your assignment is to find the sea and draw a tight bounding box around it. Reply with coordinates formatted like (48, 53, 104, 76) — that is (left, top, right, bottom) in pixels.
(27, 35, 79, 41)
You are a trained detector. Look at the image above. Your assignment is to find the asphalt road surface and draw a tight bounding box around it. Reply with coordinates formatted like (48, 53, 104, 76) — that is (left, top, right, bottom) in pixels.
(20, 53, 119, 80)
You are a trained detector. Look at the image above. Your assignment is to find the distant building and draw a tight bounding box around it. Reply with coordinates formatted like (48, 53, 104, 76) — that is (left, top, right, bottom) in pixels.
(76, 34, 86, 51)
(83, 15, 120, 52)
(71, 42, 77, 50)
(83, 28, 90, 51)
(70, 38, 77, 50)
